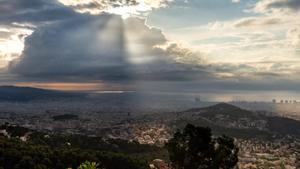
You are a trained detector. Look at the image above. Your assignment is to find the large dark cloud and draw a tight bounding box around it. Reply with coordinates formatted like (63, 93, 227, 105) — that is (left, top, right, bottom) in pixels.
(10, 14, 129, 81)
(2, 0, 208, 83)
(9, 12, 212, 82)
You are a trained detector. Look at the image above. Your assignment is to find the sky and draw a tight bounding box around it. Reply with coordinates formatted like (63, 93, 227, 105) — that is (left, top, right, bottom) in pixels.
(0, 0, 300, 96)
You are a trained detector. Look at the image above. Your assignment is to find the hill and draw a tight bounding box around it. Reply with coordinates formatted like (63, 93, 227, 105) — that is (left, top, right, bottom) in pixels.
(174, 103, 300, 139)
(0, 86, 84, 102)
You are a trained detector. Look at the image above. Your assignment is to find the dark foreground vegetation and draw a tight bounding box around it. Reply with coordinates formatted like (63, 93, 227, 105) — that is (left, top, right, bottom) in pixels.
(167, 124, 238, 169)
(0, 124, 160, 169)
(0, 124, 238, 169)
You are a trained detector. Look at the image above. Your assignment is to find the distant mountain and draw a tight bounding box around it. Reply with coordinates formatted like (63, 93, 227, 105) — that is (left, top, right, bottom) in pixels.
(185, 103, 261, 119)
(0, 86, 84, 102)
(174, 103, 300, 139)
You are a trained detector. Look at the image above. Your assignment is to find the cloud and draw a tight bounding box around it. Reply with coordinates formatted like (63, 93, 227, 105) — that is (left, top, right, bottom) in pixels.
(232, 0, 240, 3)
(254, 0, 300, 14)
(0, 0, 78, 25)
(58, 0, 173, 16)
(58, 0, 137, 14)
(287, 27, 300, 48)
(9, 13, 210, 83)
(233, 17, 282, 27)
(0, 53, 19, 68)
(215, 61, 300, 77)
(0, 0, 174, 25)
(1, 0, 211, 84)
(0, 25, 32, 67)
(10, 14, 129, 81)
(0, 0, 175, 70)
(0, 0, 80, 71)
(163, 43, 207, 66)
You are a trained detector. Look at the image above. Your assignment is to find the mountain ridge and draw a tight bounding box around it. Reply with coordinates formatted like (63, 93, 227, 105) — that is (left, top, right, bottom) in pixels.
(0, 85, 83, 102)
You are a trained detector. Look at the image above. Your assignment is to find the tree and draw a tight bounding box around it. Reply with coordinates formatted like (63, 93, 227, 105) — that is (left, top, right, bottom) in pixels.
(166, 124, 238, 169)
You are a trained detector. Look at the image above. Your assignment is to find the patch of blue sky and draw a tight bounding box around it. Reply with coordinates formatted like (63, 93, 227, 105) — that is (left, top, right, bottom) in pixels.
(147, 0, 260, 29)
(191, 36, 242, 45)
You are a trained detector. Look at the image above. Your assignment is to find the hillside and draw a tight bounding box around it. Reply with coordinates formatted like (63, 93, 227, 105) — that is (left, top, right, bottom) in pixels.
(174, 103, 300, 139)
(0, 86, 84, 102)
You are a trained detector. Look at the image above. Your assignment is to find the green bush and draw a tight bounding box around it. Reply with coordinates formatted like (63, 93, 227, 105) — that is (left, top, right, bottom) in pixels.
(78, 161, 101, 169)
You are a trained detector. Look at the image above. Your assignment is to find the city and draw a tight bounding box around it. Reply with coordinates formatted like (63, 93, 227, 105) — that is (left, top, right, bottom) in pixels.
(1, 98, 299, 168)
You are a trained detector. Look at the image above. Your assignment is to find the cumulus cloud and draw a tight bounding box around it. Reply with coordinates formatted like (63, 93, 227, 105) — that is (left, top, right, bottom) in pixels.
(2, 0, 211, 84)
(9, 13, 210, 82)
(10, 14, 128, 81)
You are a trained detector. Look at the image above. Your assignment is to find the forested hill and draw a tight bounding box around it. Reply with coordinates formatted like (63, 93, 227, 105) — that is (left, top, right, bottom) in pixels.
(175, 103, 300, 139)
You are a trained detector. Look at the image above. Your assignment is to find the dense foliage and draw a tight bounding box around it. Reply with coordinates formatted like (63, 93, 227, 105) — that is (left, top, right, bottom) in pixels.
(0, 124, 167, 169)
(166, 124, 239, 169)
(0, 135, 150, 169)
(0, 123, 240, 169)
